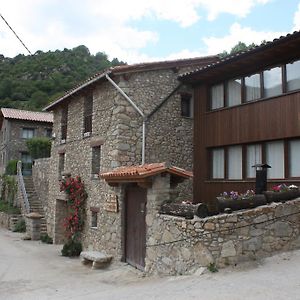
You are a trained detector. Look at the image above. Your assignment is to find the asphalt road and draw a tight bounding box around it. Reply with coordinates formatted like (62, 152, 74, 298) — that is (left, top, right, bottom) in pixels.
(0, 228, 300, 300)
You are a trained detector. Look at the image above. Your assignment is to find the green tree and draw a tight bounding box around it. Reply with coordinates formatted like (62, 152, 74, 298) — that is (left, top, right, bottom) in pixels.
(219, 41, 257, 58)
(26, 137, 51, 159)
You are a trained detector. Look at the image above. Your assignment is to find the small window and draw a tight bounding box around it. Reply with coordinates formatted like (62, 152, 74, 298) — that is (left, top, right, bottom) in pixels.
(91, 211, 98, 228)
(245, 73, 261, 102)
(226, 79, 242, 107)
(212, 148, 224, 179)
(91, 146, 101, 176)
(286, 60, 300, 92)
(45, 128, 52, 138)
(289, 139, 300, 177)
(180, 93, 193, 118)
(227, 145, 242, 179)
(61, 106, 68, 141)
(22, 128, 34, 139)
(263, 67, 282, 98)
(266, 141, 284, 179)
(58, 153, 65, 177)
(84, 92, 93, 134)
(211, 83, 224, 110)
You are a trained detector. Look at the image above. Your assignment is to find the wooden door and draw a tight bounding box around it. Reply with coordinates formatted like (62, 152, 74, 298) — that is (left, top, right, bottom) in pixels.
(125, 185, 147, 270)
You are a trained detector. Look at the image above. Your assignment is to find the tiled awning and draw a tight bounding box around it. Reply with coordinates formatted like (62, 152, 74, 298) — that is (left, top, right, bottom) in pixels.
(100, 162, 192, 186)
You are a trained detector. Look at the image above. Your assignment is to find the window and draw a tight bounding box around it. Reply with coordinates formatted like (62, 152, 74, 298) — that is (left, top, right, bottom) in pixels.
(228, 145, 242, 179)
(22, 128, 34, 139)
(245, 73, 261, 101)
(212, 148, 224, 179)
(91, 146, 101, 176)
(246, 144, 262, 178)
(266, 141, 284, 179)
(180, 93, 193, 118)
(84, 92, 93, 134)
(211, 83, 224, 110)
(21, 152, 32, 175)
(61, 106, 68, 141)
(289, 139, 300, 177)
(45, 128, 52, 138)
(263, 67, 282, 98)
(226, 79, 242, 107)
(58, 153, 65, 177)
(91, 211, 98, 228)
(286, 60, 300, 92)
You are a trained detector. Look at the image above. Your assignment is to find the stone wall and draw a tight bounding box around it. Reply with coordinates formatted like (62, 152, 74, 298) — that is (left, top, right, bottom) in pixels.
(145, 198, 300, 275)
(0, 212, 22, 230)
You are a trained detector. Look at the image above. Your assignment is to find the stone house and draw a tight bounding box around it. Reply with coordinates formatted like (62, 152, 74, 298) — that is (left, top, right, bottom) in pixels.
(43, 56, 218, 264)
(0, 108, 53, 175)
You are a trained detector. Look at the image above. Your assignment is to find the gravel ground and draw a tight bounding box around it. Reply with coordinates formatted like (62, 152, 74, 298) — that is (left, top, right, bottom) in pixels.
(0, 228, 299, 300)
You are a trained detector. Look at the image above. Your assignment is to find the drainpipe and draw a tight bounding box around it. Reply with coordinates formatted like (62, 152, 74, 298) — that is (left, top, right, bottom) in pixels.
(105, 74, 146, 165)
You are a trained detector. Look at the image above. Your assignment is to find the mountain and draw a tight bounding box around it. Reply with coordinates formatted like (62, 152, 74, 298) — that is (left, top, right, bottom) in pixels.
(0, 45, 125, 111)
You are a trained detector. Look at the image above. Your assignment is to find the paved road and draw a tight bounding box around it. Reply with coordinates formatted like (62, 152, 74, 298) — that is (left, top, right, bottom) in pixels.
(0, 228, 300, 300)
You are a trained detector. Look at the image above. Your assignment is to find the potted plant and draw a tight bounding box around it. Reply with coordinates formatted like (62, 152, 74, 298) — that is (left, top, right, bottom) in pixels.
(264, 184, 300, 203)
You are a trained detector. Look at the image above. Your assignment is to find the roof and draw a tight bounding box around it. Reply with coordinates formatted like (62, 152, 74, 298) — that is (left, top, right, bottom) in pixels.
(44, 55, 218, 111)
(0, 108, 53, 123)
(100, 162, 193, 182)
(180, 30, 300, 83)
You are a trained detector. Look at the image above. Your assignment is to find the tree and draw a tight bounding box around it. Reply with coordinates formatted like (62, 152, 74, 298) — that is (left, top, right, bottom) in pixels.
(26, 137, 52, 159)
(219, 41, 257, 58)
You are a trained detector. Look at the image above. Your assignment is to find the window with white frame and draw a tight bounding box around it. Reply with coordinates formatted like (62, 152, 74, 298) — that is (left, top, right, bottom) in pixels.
(266, 141, 284, 179)
(212, 148, 224, 179)
(246, 144, 262, 178)
(226, 79, 242, 107)
(263, 67, 282, 98)
(228, 145, 243, 179)
(22, 128, 34, 139)
(289, 139, 300, 177)
(211, 83, 224, 110)
(286, 60, 300, 92)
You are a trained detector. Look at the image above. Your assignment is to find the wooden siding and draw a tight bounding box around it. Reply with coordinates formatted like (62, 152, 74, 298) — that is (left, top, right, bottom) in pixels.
(193, 85, 300, 210)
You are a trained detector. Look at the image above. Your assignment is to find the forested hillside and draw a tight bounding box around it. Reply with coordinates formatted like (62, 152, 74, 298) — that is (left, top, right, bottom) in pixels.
(0, 45, 125, 111)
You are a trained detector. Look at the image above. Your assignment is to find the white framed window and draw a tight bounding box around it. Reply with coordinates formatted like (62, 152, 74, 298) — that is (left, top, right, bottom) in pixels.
(228, 145, 242, 179)
(246, 144, 262, 178)
(22, 128, 34, 139)
(226, 79, 242, 107)
(211, 83, 224, 110)
(245, 73, 261, 101)
(263, 67, 282, 98)
(266, 141, 284, 179)
(286, 60, 300, 92)
(289, 139, 300, 177)
(212, 148, 224, 179)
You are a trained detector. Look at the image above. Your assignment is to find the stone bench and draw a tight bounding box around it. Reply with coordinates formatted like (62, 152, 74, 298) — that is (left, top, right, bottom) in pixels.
(80, 251, 113, 269)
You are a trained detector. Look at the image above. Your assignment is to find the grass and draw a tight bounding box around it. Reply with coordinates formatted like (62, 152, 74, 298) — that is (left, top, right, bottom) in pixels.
(0, 201, 21, 215)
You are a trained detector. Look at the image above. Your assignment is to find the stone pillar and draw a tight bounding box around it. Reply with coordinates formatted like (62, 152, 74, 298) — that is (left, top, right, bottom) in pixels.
(26, 212, 43, 240)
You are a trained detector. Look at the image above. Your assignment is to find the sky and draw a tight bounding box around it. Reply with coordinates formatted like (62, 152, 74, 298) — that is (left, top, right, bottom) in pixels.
(0, 0, 300, 64)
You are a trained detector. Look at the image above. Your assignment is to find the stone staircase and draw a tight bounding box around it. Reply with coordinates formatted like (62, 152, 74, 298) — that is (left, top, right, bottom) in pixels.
(23, 176, 47, 235)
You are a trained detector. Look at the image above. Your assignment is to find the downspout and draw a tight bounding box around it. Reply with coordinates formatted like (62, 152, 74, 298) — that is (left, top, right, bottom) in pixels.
(105, 74, 146, 164)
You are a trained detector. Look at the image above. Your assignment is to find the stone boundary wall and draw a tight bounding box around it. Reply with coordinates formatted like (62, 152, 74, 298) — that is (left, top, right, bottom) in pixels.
(145, 198, 300, 275)
(0, 212, 22, 230)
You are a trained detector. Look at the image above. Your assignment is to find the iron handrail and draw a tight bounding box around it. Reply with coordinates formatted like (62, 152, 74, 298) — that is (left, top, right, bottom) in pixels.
(17, 161, 30, 214)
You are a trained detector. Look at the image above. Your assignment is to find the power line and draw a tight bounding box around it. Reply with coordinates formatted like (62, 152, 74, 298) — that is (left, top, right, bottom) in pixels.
(0, 13, 32, 55)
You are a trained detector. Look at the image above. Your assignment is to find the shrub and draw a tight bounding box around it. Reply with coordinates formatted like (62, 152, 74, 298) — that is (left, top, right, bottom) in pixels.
(26, 137, 51, 159)
(0, 200, 20, 214)
(13, 219, 26, 232)
(61, 238, 82, 257)
(5, 160, 18, 175)
(40, 233, 53, 244)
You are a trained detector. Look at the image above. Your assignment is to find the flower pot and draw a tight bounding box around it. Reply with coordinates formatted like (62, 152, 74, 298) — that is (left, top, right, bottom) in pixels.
(263, 190, 300, 203)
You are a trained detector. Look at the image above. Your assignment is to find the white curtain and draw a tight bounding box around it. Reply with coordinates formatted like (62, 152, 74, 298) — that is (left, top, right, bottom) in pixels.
(211, 84, 224, 109)
(289, 140, 300, 177)
(228, 146, 242, 179)
(227, 79, 242, 107)
(246, 144, 262, 178)
(263, 67, 282, 98)
(266, 141, 284, 179)
(245, 74, 261, 101)
(212, 148, 224, 179)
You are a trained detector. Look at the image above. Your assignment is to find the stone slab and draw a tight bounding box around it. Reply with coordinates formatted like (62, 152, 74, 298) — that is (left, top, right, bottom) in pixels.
(80, 251, 113, 269)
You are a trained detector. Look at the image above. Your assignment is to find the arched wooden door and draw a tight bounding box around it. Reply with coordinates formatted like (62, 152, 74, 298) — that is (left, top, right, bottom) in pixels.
(125, 185, 147, 270)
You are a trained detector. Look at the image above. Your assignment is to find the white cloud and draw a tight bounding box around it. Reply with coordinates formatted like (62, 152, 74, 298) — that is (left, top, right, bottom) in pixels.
(293, 2, 300, 30)
(203, 23, 287, 54)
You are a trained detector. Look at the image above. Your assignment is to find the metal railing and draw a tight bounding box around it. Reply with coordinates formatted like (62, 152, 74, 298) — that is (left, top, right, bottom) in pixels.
(17, 161, 30, 214)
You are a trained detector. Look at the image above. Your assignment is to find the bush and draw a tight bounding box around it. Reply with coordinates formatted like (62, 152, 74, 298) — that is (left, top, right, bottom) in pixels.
(5, 160, 18, 175)
(13, 219, 26, 232)
(41, 233, 53, 244)
(0, 201, 20, 214)
(61, 239, 82, 257)
(26, 137, 51, 159)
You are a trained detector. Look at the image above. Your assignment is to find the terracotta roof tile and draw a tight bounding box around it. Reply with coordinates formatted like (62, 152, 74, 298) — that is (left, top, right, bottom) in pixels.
(1, 108, 53, 123)
(100, 162, 193, 181)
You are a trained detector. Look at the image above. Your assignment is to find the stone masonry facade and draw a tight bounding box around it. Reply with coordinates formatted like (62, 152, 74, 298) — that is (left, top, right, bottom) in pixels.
(45, 58, 218, 259)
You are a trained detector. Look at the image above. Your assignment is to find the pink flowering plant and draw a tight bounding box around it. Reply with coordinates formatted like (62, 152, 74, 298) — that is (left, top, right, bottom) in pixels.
(220, 189, 255, 200)
(272, 184, 298, 192)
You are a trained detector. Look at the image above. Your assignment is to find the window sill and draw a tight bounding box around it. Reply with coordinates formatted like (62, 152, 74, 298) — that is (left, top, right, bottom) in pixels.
(60, 139, 66, 144)
(181, 116, 194, 120)
(91, 174, 100, 180)
(90, 227, 98, 230)
(83, 132, 92, 138)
